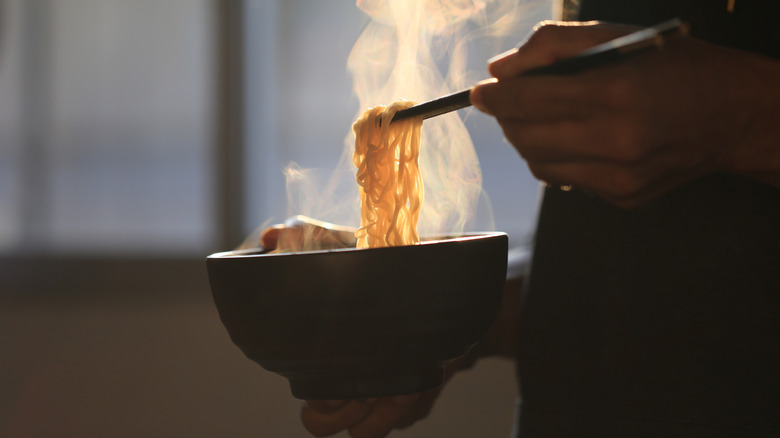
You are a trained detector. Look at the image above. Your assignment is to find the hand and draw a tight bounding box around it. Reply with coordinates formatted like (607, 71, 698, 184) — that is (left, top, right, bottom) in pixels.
(301, 391, 440, 438)
(300, 348, 484, 438)
(259, 215, 356, 252)
(471, 21, 780, 208)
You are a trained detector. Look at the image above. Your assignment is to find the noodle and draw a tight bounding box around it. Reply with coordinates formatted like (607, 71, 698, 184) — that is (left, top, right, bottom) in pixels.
(352, 101, 423, 249)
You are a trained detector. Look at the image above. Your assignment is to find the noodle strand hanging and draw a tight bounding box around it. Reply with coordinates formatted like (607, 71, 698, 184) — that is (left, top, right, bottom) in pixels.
(352, 101, 423, 249)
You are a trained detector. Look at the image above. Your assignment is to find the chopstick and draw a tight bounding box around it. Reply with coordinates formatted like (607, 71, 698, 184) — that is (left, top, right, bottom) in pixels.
(389, 18, 686, 124)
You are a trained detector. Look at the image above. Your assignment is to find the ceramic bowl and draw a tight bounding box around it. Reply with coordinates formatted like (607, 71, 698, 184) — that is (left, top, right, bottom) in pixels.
(206, 232, 507, 400)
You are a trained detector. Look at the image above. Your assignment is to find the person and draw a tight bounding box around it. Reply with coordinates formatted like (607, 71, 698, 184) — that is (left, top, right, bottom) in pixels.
(297, 1, 780, 436)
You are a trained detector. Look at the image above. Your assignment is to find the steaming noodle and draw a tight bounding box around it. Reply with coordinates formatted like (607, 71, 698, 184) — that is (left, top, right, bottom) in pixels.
(256, 101, 420, 253)
(353, 101, 423, 249)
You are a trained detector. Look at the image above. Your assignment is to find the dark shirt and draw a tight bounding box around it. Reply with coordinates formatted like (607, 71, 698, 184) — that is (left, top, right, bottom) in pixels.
(517, 1, 780, 436)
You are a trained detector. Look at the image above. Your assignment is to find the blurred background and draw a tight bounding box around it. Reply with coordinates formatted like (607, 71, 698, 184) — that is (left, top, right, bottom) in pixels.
(1, 0, 549, 436)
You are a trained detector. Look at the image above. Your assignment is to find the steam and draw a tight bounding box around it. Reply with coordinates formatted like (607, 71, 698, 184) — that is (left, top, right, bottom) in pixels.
(284, 0, 540, 238)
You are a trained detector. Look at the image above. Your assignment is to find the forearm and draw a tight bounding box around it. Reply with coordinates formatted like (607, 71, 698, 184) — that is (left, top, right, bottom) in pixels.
(466, 245, 530, 364)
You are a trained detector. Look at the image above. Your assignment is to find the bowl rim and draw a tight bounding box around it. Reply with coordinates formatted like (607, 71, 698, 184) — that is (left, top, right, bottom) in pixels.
(207, 231, 507, 260)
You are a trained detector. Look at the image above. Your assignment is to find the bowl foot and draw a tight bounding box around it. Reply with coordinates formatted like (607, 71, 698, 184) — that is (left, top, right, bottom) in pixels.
(288, 365, 444, 400)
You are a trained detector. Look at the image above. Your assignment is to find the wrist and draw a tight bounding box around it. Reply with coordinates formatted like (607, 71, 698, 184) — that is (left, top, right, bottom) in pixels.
(719, 50, 780, 187)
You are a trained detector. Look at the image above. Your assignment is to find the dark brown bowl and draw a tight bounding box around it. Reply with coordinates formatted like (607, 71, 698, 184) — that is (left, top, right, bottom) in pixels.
(206, 232, 507, 400)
